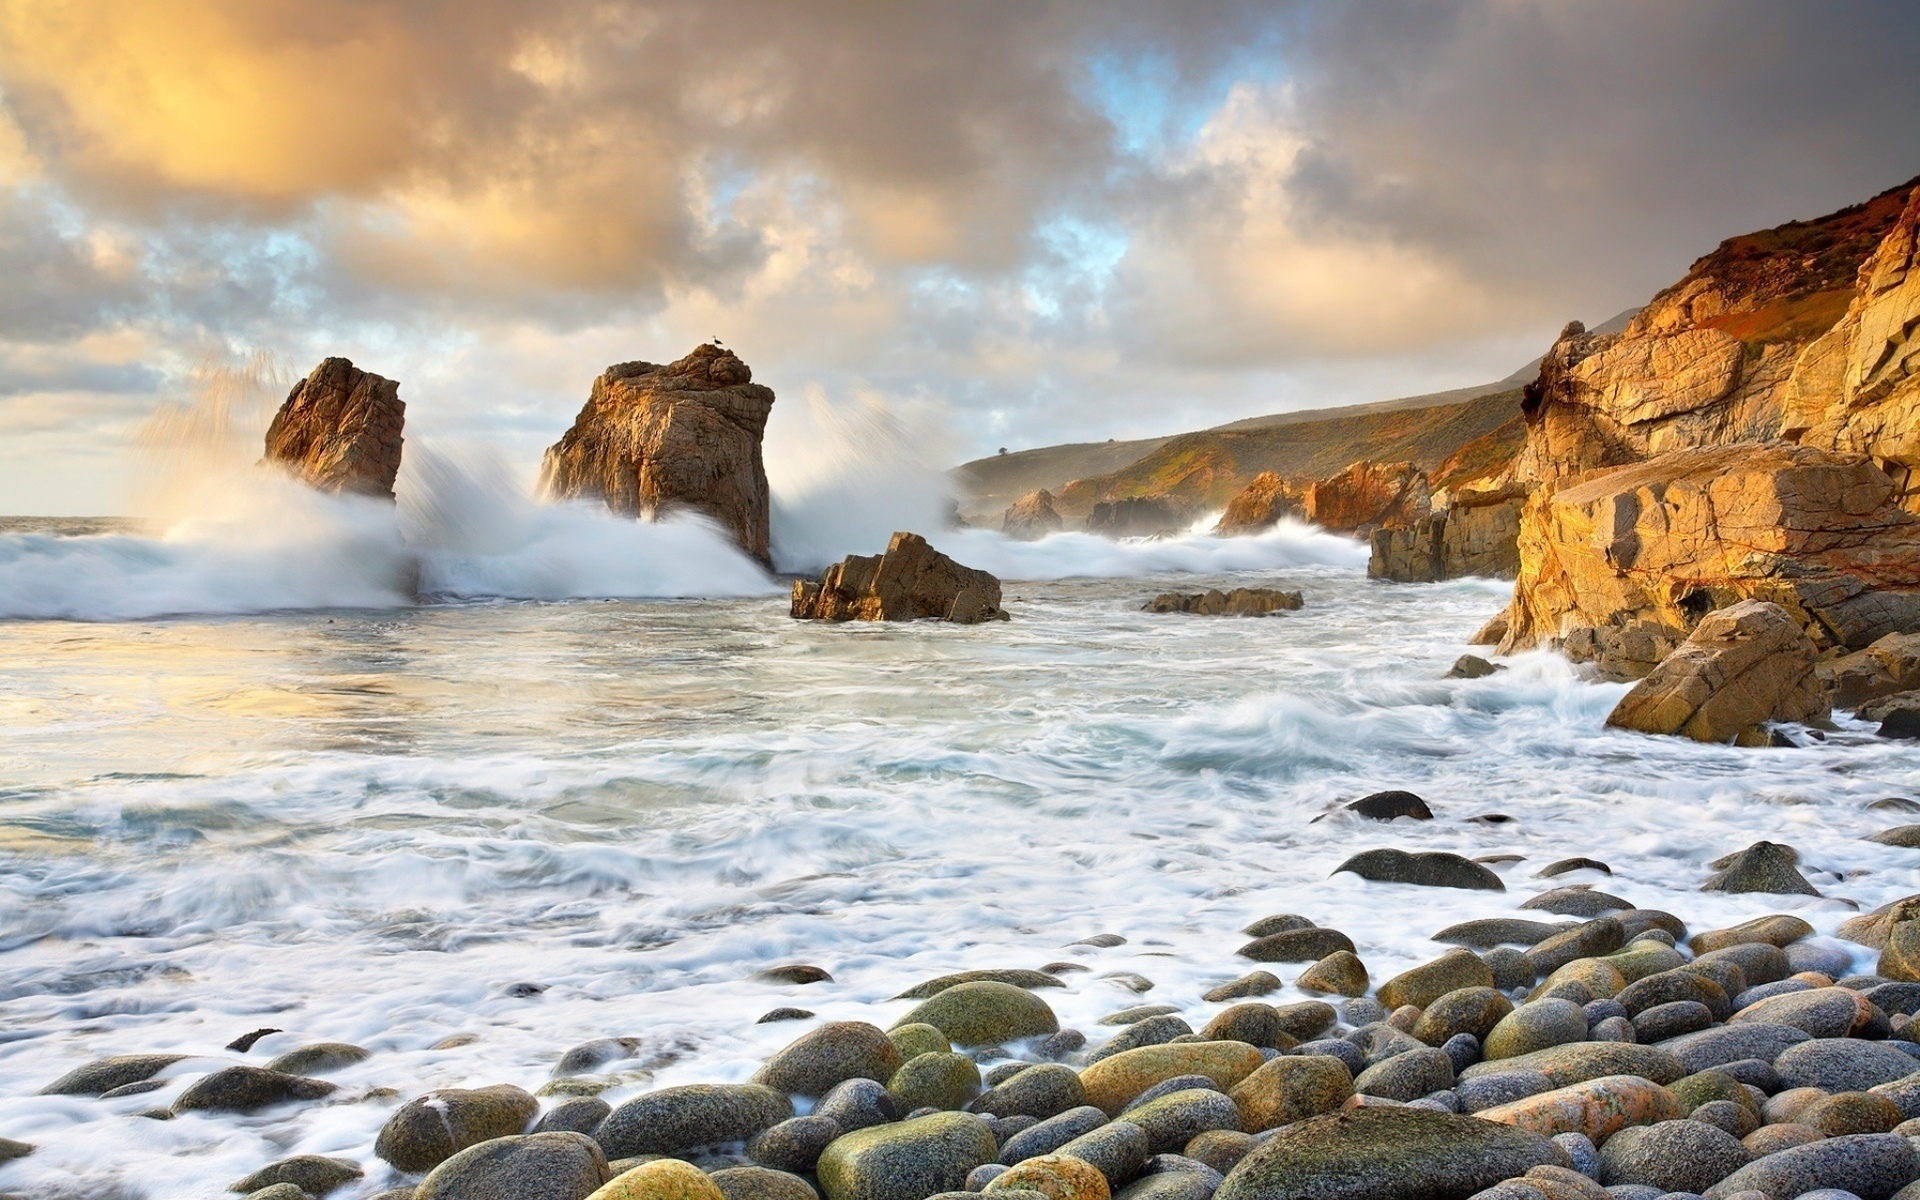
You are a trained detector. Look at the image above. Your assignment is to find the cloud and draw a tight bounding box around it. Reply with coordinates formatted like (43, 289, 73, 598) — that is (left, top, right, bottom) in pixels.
(1, 0, 1919, 514)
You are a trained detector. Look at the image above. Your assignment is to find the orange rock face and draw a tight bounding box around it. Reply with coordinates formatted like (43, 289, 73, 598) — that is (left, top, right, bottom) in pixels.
(1304, 461, 1431, 535)
(1497, 442, 1920, 678)
(541, 344, 775, 564)
(791, 532, 1007, 624)
(1604, 599, 1831, 742)
(1473, 1074, 1684, 1142)
(1002, 489, 1063, 540)
(262, 357, 405, 498)
(1214, 472, 1304, 535)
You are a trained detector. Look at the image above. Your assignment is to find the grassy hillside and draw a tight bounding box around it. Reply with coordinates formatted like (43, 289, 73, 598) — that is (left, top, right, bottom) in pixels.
(955, 383, 1527, 523)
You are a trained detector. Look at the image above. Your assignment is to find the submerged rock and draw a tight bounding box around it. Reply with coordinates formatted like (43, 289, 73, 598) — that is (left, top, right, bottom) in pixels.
(1141, 588, 1302, 616)
(541, 344, 775, 563)
(39, 1054, 186, 1096)
(263, 357, 405, 499)
(1087, 496, 1194, 539)
(1332, 849, 1504, 891)
(792, 532, 1008, 624)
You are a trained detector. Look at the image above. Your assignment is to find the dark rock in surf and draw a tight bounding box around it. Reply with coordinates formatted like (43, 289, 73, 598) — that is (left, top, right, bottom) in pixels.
(792, 533, 1008, 624)
(1333, 849, 1505, 891)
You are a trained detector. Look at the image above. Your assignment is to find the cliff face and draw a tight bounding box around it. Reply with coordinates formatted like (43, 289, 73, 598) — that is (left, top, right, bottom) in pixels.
(1304, 460, 1431, 536)
(1513, 179, 1919, 485)
(1213, 472, 1303, 535)
(1001, 489, 1063, 540)
(1782, 185, 1920, 512)
(262, 358, 405, 498)
(540, 345, 775, 564)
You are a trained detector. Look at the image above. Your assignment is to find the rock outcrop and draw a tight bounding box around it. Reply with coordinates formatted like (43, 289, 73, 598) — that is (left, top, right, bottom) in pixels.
(1214, 472, 1303, 535)
(1782, 185, 1920, 512)
(1819, 632, 1920, 709)
(791, 532, 1007, 624)
(1001, 489, 1063, 540)
(262, 357, 405, 498)
(1086, 494, 1194, 538)
(1368, 483, 1527, 583)
(1143, 588, 1303, 616)
(1497, 442, 1920, 678)
(1304, 461, 1432, 535)
(540, 345, 776, 564)
(1604, 600, 1831, 744)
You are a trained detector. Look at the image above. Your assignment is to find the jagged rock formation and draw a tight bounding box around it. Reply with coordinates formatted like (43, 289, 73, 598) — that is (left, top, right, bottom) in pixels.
(1820, 632, 1920, 709)
(1496, 442, 1920, 679)
(262, 358, 405, 498)
(791, 532, 1007, 624)
(1001, 489, 1063, 540)
(1605, 600, 1830, 744)
(1214, 472, 1303, 535)
(1368, 483, 1527, 583)
(1086, 494, 1193, 538)
(1782, 185, 1920, 511)
(540, 345, 775, 564)
(1303, 461, 1431, 535)
(1143, 588, 1303, 616)
(1514, 179, 1918, 486)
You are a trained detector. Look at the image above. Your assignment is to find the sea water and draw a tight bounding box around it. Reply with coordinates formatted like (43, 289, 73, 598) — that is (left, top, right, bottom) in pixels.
(0, 488, 1916, 1198)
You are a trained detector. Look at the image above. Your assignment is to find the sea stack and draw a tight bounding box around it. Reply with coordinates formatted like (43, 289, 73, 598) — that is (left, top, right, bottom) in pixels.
(540, 344, 776, 565)
(791, 532, 1007, 624)
(262, 357, 406, 499)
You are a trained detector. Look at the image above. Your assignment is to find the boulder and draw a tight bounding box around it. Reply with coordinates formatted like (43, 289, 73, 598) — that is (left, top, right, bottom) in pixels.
(230, 1156, 365, 1197)
(1211, 1108, 1568, 1200)
(1700, 840, 1820, 895)
(1003, 489, 1065, 540)
(1086, 496, 1194, 539)
(1498, 443, 1920, 680)
(172, 1065, 336, 1115)
(1331, 849, 1504, 891)
(893, 981, 1058, 1046)
(1226, 1056, 1352, 1132)
(754, 1022, 904, 1098)
(1141, 589, 1302, 617)
(1605, 600, 1830, 742)
(591, 1159, 726, 1200)
(1473, 1075, 1686, 1143)
(263, 357, 405, 498)
(1596, 1119, 1751, 1193)
(792, 533, 1008, 624)
(540, 345, 775, 563)
(1304, 460, 1432, 535)
(39, 1053, 186, 1096)
(1214, 473, 1304, 536)
(415, 1132, 609, 1200)
(815, 1111, 998, 1200)
(1702, 1132, 1919, 1200)
(596, 1084, 794, 1159)
(376, 1084, 541, 1172)
(1078, 1043, 1265, 1117)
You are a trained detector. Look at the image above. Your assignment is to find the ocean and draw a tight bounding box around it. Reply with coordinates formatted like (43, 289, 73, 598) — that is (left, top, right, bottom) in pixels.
(0, 485, 1915, 1197)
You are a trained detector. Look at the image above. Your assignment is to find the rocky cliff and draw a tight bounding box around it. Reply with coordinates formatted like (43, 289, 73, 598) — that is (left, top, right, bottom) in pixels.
(1514, 178, 1918, 485)
(1304, 460, 1432, 535)
(1496, 442, 1920, 679)
(262, 357, 405, 498)
(1369, 482, 1527, 583)
(1001, 489, 1063, 540)
(1213, 472, 1302, 535)
(1782, 185, 1920, 512)
(540, 344, 775, 564)
(1085, 494, 1194, 538)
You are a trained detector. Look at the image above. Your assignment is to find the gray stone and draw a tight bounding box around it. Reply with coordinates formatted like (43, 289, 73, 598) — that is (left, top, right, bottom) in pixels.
(1550, 1132, 1598, 1179)
(1056, 1118, 1152, 1188)
(1456, 1043, 1684, 1086)
(890, 1052, 983, 1113)
(1432, 920, 1571, 950)
(1237, 929, 1356, 964)
(749, 1115, 843, 1173)
(1000, 1106, 1109, 1165)
(1124, 1089, 1242, 1154)
(1694, 944, 1785, 987)
(376, 1084, 543, 1174)
(1332, 849, 1505, 891)
(1456, 1070, 1555, 1113)
(1867, 984, 1920, 1016)
(173, 1066, 337, 1115)
(38, 1053, 188, 1096)
(1287, 1040, 1366, 1075)
(1590, 1016, 1636, 1043)
(1124, 1076, 1221, 1115)
(1212, 1108, 1569, 1200)
(1729, 987, 1874, 1038)
(1633, 1002, 1714, 1043)
(415, 1132, 608, 1200)
(1702, 1133, 1918, 1200)
(241, 1186, 311, 1200)
(1443, 1034, 1482, 1074)
(1788, 941, 1859, 978)
(757, 1023, 905, 1098)
(894, 972, 1067, 1001)
(1242, 915, 1316, 938)
(969, 1063, 1086, 1121)
(1204, 973, 1283, 1003)
(1353, 1047, 1455, 1101)
(231, 1156, 365, 1198)
(816, 1079, 901, 1133)
(1346, 791, 1434, 820)
(1090, 1016, 1195, 1063)
(894, 983, 1060, 1047)
(1485, 1000, 1589, 1060)
(1597, 1121, 1750, 1193)
(816, 1112, 999, 1200)
(967, 1163, 1008, 1191)
(535, 1097, 612, 1137)
(1701, 842, 1819, 896)
(1524, 920, 1626, 977)
(1775, 1039, 1920, 1092)
(1485, 948, 1537, 992)
(1115, 1172, 1214, 1200)
(596, 1083, 793, 1160)
(1617, 969, 1732, 1021)
(1729, 979, 1811, 1009)
(1656, 1024, 1810, 1073)
(1520, 890, 1632, 918)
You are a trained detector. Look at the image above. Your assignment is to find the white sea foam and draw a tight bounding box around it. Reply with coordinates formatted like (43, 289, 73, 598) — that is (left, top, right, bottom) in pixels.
(0, 562, 1915, 1198)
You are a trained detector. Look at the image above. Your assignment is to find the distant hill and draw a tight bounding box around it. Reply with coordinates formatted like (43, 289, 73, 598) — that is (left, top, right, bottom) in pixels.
(952, 309, 1641, 525)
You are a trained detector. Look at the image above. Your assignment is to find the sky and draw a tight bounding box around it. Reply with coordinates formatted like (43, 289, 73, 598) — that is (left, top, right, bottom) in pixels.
(2, 1, 1920, 514)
